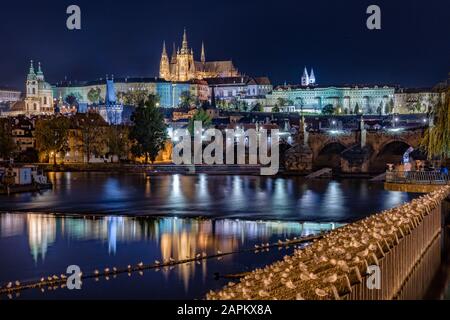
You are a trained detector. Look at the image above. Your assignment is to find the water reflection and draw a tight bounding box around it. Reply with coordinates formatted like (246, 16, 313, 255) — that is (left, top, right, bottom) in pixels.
(0, 212, 339, 298)
(0, 173, 418, 222)
(27, 214, 56, 262)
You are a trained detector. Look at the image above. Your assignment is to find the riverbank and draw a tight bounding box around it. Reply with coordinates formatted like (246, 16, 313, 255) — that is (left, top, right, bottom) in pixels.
(33, 163, 385, 179)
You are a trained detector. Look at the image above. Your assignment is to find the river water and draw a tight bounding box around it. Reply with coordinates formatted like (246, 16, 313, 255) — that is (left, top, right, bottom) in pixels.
(0, 172, 418, 299)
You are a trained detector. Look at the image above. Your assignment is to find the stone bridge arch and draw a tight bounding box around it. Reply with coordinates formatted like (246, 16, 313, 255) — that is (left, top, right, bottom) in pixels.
(366, 129, 424, 173)
(313, 142, 348, 171)
(308, 132, 357, 161)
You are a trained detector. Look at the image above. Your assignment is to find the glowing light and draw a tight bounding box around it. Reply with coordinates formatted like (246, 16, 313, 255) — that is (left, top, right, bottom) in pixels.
(388, 127, 403, 133)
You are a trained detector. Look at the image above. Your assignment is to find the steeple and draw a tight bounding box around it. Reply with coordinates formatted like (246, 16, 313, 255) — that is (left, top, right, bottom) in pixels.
(162, 41, 168, 57)
(201, 42, 206, 63)
(309, 68, 316, 85)
(181, 28, 188, 53)
(27, 60, 36, 80)
(171, 42, 177, 63)
(36, 62, 44, 80)
(159, 41, 170, 80)
(301, 66, 309, 86)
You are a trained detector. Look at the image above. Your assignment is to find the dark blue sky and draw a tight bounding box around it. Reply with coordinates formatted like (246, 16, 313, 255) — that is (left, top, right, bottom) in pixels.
(1, 0, 449, 90)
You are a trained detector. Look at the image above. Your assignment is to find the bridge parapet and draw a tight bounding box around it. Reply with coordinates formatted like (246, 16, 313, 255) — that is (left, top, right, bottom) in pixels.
(207, 186, 450, 300)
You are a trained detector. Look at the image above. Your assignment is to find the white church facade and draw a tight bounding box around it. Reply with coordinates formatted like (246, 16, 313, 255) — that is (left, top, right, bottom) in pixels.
(24, 61, 54, 115)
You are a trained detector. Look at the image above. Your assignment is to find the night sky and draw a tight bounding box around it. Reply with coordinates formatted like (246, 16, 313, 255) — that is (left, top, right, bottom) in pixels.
(1, 0, 449, 90)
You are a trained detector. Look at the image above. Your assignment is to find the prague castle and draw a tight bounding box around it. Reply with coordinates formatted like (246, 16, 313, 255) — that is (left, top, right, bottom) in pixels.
(159, 29, 240, 81)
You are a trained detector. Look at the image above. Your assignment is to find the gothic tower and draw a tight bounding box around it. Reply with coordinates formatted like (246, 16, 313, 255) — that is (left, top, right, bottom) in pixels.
(201, 42, 206, 63)
(159, 41, 170, 80)
(309, 68, 316, 85)
(176, 28, 195, 82)
(26, 60, 38, 97)
(301, 67, 309, 86)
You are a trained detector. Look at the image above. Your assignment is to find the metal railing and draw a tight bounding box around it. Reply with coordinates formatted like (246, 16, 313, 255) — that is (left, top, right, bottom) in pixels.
(386, 170, 450, 185)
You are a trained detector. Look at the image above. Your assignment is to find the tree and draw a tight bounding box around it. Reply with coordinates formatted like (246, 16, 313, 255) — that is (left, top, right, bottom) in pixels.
(322, 104, 335, 115)
(119, 89, 151, 106)
(129, 95, 167, 163)
(377, 102, 383, 115)
(0, 119, 16, 160)
(188, 109, 212, 135)
(35, 117, 71, 164)
(65, 93, 82, 107)
(106, 125, 129, 162)
(420, 88, 450, 160)
(179, 91, 194, 108)
(238, 100, 249, 112)
(272, 106, 280, 113)
(87, 87, 101, 105)
(385, 98, 394, 114)
(252, 103, 264, 112)
(76, 113, 108, 163)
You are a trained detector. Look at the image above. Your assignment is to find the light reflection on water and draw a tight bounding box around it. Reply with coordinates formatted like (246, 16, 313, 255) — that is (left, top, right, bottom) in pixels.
(0, 173, 418, 221)
(0, 173, 420, 299)
(0, 213, 339, 299)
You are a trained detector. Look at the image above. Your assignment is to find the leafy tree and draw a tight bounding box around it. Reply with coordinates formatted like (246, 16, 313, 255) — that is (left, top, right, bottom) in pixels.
(334, 104, 344, 115)
(106, 125, 129, 162)
(322, 104, 335, 115)
(420, 88, 450, 159)
(188, 109, 212, 135)
(252, 103, 264, 112)
(129, 95, 167, 163)
(119, 89, 151, 106)
(377, 102, 383, 115)
(35, 117, 71, 164)
(239, 100, 249, 112)
(385, 98, 394, 114)
(87, 87, 101, 105)
(272, 106, 280, 113)
(179, 91, 195, 108)
(65, 93, 82, 107)
(76, 113, 108, 163)
(0, 119, 16, 159)
(276, 98, 293, 108)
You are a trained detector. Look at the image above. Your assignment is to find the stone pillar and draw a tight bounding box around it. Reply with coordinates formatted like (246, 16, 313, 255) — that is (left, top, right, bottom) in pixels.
(300, 115, 309, 147)
(360, 117, 366, 148)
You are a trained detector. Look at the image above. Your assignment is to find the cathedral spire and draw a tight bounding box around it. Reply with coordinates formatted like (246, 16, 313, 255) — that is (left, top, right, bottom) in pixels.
(36, 62, 44, 80)
(162, 41, 167, 56)
(309, 68, 316, 85)
(171, 42, 177, 63)
(27, 60, 36, 80)
(301, 66, 309, 86)
(201, 42, 206, 63)
(181, 28, 188, 53)
(29, 60, 35, 75)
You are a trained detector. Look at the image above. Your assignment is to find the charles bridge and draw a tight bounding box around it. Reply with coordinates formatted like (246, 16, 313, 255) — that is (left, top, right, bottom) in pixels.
(283, 117, 426, 174)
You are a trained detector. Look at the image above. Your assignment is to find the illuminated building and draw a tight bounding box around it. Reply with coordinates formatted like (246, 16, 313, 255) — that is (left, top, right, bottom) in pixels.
(24, 61, 54, 115)
(159, 29, 240, 82)
(267, 84, 395, 114)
